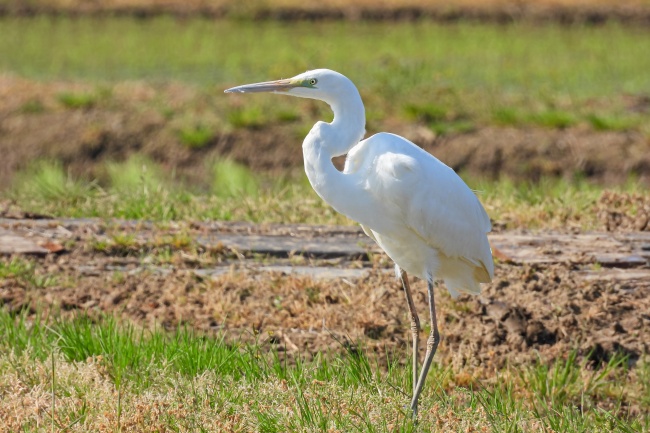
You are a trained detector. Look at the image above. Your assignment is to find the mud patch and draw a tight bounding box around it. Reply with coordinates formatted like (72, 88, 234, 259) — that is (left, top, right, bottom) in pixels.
(598, 191, 650, 232)
(2, 259, 647, 371)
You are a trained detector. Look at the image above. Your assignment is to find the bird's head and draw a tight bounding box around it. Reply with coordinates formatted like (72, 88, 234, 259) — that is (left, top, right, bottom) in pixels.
(224, 69, 355, 104)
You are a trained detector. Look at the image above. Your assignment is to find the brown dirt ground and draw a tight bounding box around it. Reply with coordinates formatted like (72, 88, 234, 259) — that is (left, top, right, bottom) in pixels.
(2, 0, 650, 24)
(1, 218, 649, 374)
(1, 76, 649, 189)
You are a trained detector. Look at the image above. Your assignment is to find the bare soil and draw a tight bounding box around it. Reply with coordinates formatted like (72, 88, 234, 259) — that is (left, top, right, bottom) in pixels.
(1, 76, 649, 189)
(1, 217, 649, 373)
(2, 0, 650, 25)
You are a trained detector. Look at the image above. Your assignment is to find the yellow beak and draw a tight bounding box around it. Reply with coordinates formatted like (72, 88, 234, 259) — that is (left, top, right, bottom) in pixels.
(224, 78, 297, 94)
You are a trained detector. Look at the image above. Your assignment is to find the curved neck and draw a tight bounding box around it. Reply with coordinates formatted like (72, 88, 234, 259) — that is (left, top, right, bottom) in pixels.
(327, 91, 366, 157)
(292, 71, 366, 158)
(302, 88, 369, 223)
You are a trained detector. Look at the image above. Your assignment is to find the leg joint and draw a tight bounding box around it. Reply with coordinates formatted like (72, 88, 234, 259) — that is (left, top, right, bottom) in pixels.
(426, 332, 440, 352)
(410, 314, 420, 332)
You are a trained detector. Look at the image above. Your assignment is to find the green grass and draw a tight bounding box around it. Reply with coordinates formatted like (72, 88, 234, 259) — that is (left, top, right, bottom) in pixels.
(105, 155, 167, 192)
(19, 98, 46, 114)
(473, 176, 648, 229)
(403, 102, 475, 135)
(0, 257, 57, 288)
(528, 109, 577, 129)
(227, 106, 268, 129)
(8, 158, 346, 224)
(587, 113, 642, 132)
(0, 17, 649, 133)
(211, 158, 260, 198)
(6, 157, 649, 229)
(178, 124, 215, 148)
(57, 91, 98, 109)
(11, 160, 94, 202)
(0, 308, 647, 431)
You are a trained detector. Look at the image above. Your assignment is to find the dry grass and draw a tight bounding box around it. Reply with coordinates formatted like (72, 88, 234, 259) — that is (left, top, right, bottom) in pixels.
(0, 351, 486, 432)
(4, 0, 650, 28)
(1, 331, 647, 432)
(3, 0, 649, 13)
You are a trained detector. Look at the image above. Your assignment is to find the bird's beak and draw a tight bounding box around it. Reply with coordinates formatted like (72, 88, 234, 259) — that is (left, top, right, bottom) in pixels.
(224, 78, 297, 94)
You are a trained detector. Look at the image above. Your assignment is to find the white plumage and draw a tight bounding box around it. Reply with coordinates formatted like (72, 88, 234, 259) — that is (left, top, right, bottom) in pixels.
(225, 68, 494, 418)
(344, 132, 493, 298)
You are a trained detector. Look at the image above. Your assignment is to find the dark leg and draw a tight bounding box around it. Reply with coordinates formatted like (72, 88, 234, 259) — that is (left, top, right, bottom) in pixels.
(409, 279, 440, 413)
(398, 268, 421, 417)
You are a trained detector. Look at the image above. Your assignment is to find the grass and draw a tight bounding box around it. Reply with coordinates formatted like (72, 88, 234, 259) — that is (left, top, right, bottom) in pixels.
(8, 158, 347, 224)
(0, 17, 649, 135)
(11, 160, 93, 202)
(178, 124, 215, 148)
(6, 157, 649, 230)
(19, 98, 46, 114)
(587, 114, 642, 132)
(227, 106, 268, 129)
(1, 0, 646, 15)
(105, 156, 167, 192)
(403, 102, 476, 135)
(0, 257, 57, 288)
(211, 158, 259, 198)
(0, 308, 647, 432)
(57, 91, 98, 109)
(473, 176, 648, 230)
(529, 109, 577, 129)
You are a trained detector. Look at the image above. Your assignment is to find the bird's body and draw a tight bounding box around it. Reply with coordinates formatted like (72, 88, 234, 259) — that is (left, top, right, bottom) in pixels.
(341, 132, 492, 296)
(225, 68, 494, 418)
(298, 74, 493, 298)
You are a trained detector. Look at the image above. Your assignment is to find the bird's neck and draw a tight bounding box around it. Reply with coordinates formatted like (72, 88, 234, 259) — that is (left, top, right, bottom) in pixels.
(302, 90, 368, 221)
(328, 95, 366, 157)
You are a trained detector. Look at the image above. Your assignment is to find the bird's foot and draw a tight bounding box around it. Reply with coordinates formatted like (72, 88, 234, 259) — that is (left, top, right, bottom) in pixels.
(403, 402, 418, 423)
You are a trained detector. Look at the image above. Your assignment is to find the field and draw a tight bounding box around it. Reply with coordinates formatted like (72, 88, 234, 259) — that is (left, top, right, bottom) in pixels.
(1, 6, 650, 432)
(3, 0, 650, 21)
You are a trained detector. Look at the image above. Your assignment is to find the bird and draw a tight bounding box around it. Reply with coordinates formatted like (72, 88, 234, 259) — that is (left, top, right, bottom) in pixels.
(225, 69, 494, 418)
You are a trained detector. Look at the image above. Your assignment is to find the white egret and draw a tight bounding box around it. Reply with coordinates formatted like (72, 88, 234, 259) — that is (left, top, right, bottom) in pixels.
(225, 69, 493, 417)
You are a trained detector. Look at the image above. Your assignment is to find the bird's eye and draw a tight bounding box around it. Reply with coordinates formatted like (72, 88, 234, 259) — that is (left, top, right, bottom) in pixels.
(309, 79, 317, 86)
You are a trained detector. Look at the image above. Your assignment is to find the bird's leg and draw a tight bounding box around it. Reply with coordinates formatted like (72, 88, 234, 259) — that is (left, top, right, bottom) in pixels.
(409, 279, 440, 413)
(398, 268, 420, 416)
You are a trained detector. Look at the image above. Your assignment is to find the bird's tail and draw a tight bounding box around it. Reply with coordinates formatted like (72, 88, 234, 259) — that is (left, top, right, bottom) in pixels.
(440, 256, 491, 299)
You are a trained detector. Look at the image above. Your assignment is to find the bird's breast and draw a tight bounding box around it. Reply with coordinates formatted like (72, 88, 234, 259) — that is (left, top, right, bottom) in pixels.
(371, 229, 441, 281)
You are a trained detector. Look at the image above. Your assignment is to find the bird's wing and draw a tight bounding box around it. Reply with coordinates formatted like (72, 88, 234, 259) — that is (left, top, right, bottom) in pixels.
(359, 224, 377, 243)
(360, 133, 494, 280)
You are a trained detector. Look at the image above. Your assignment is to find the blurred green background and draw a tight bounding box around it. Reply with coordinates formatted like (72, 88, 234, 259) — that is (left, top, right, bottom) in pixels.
(0, 3, 648, 225)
